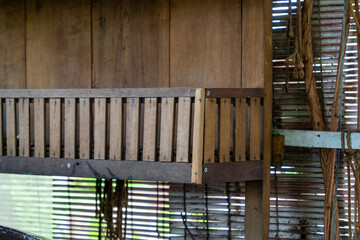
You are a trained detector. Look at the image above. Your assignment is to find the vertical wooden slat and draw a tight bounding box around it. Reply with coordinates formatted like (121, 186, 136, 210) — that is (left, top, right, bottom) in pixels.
(109, 98, 122, 160)
(191, 89, 205, 184)
(34, 98, 45, 157)
(235, 98, 247, 161)
(159, 98, 175, 162)
(0, 99, 2, 155)
(6, 98, 16, 156)
(203, 98, 216, 163)
(250, 97, 261, 160)
(49, 99, 61, 158)
(126, 98, 140, 160)
(19, 98, 30, 157)
(79, 98, 90, 159)
(94, 98, 106, 160)
(64, 98, 76, 159)
(219, 98, 231, 162)
(143, 98, 157, 161)
(176, 97, 191, 162)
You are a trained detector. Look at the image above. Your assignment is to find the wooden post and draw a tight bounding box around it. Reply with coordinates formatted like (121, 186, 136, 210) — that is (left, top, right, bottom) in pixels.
(191, 88, 205, 184)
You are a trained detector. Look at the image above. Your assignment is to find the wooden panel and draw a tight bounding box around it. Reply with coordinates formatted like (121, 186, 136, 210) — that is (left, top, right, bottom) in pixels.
(203, 98, 216, 163)
(126, 98, 140, 160)
(242, 0, 264, 88)
(26, 0, 91, 88)
(49, 99, 61, 158)
(245, 180, 263, 239)
(143, 98, 157, 161)
(250, 97, 261, 160)
(0, 0, 25, 89)
(109, 98, 123, 160)
(34, 98, 45, 157)
(191, 89, 205, 184)
(64, 98, 76, 159)
(170, 0, 241, 87)
(0, 99, 2, 155)
(19, 98, 30, 157)
(176, 97, 191, 162)
(219, 98, 231, 162)
(159, 98, 175, 162)
(6, 99, 16, 156)
(235, 98, 247, 161)
(79, 98, 91, 159)
(94, 98, 106, 160)
(92, 0, 169, 88)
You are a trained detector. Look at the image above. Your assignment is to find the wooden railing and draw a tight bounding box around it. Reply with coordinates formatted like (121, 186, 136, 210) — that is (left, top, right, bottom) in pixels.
(0, 88, 264, 184)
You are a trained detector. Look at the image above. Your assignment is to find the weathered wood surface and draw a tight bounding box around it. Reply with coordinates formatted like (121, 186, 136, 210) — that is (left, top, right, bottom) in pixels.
(170, 0, 241, 87)
(159, 98, 175, 162)
(250, 97, 261, 161)
(64, 98, 76, 159)
(6, 99, 16, 156)
(34, 98, 45, 158)
(235, 98, 247, 161)
(19, 98, 30, 157)
(79, 98, 91, 159)
(126, 98, 140, 160)
(143, 98, 157, 161)
(0, 99, 2, 155)
(203, 98, 216, 163)
(176, 97, 191, 162)
(94, 98, 107, 160)
(109, 98, 123, 160)
(50, 99, 61, 158)
(92, 0, 169, 88)
(219, 98, 231, 162)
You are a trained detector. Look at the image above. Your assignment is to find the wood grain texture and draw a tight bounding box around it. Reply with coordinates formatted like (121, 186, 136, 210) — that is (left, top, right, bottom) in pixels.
(235, 98, 247, 161)
(92, 0, 169, 88)
(19, 98, 30, 157)
(170, 0, 241, 87)
(0, 99, 2, 155)
(245, 180, 263, 240)
(109, 98, 123, 160)
(64, 98, 76, 159)
(49, 99, 61, 158)
(126, 98, 140, 160)
(94, 98, 106, 160)
(191, 89, 205, 184)
(79, 98, 91, 159)
(143, 98, 157, 161)
(203, 98, 216, 163)
(250, 97, 261, 161)
(159, 98, 175, 162)
(34, 98, 45, 157)
(176, 97, 191, 162)
(242, 0, 264, 88)
(219, 98, 231, 162)
(26, 0, 91, 88)
(0, 0, 25, 89)
(6, 99, 16, 156)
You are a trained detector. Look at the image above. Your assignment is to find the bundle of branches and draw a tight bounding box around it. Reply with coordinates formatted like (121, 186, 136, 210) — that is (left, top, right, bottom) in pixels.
(96, 179, 128, 240)
(287, 0, 352, 239)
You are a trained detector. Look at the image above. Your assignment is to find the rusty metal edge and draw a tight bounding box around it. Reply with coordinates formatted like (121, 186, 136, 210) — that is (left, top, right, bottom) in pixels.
(202, 160, 263, 184)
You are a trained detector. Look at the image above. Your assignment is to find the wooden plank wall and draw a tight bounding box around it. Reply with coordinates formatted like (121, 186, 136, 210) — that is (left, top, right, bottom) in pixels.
(0, 0, 254, 88)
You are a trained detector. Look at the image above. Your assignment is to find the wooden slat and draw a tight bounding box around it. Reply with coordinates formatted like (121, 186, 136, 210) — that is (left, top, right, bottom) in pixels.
(49, 99, 61, 158)
(191, 89, 205, 184)
(219, 98, 231, 162)
(159, 98, 175, 162)
(250, 97, 261, 161)
(126, 98, 140, 160)
(94, 98, 106, 160)
(143, 98, 157, 161)
(19, 98, 30, 157)
(34, 98, 45, 158)
(235, 98, 247, 161)
(109, 98, 122, 160)
(176, 97, 191, 162)
(64, 98, 76, 159)
(79, 98, 91, 159)
(203, 98, 216, 163)
(6, 99, 16, 156)
(0, 99, 2, 155)
(0, 88, 196, 98)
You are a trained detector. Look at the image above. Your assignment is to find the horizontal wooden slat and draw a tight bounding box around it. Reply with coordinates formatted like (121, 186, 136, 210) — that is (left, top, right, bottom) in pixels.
(0, 88, 197, 98)
(205, 88, 264, 98)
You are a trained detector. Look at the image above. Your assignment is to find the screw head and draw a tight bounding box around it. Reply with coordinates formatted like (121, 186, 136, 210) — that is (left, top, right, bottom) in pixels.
(67, 163, 71, 168)
(206, 91, 211, 97)
(204, 167, 208, 173)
